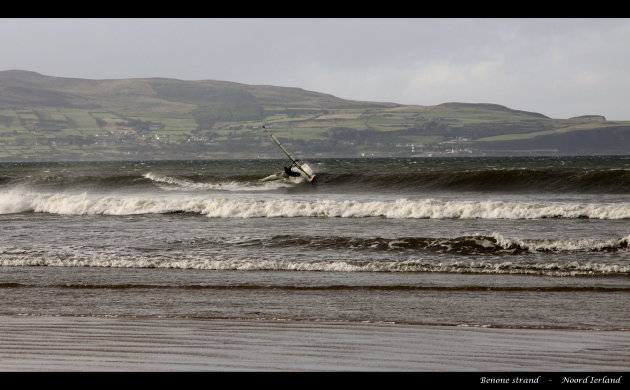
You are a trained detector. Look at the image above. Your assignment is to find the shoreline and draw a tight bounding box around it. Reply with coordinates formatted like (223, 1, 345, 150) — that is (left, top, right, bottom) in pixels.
(1, 315, 629, 372)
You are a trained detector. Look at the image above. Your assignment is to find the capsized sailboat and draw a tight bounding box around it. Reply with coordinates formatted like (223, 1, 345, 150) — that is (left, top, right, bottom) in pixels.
(261, 125, 316, 183)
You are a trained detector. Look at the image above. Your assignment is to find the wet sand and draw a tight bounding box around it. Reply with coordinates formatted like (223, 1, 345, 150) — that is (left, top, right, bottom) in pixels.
(0, 315, 629, 372)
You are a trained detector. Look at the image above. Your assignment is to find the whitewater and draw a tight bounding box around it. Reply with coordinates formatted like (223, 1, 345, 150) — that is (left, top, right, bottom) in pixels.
(2, 189, 630, 220)
(1, 157, 629, 334)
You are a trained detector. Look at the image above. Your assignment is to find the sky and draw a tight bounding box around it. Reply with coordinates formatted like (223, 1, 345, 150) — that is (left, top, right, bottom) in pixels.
(1, 18, 629, 120)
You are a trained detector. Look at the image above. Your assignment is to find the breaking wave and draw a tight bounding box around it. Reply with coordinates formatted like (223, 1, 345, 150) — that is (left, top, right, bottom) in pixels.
(1, 232, 628, 276)
(1, 189, 630, 219)
(241, 233, 630, 254)
(142, 172, 295, 191)
(1, 255, 628, 277)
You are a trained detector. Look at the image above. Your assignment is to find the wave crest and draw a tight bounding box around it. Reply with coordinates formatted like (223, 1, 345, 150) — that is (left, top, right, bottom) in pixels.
(143, 172, 292, 191)
(1, 190, 630, 219)
(1, 256, 627, 277)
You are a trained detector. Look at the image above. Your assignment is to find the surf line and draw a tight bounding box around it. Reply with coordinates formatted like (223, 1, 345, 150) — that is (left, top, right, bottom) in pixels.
(261, 125, 316, 183)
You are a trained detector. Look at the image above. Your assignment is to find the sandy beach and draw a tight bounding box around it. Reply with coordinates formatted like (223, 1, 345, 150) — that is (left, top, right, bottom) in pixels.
(1, 315, 629, 372)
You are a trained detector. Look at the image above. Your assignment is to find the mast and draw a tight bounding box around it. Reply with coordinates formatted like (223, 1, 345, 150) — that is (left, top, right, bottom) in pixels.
(262, 125, 315, 182)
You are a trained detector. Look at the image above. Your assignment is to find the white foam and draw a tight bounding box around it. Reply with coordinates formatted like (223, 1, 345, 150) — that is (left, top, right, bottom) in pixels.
(1, 255, 627, 276)
(491, 232, 630, 252)
(143, 172, 292, 191)
(2, 189, 630, 220)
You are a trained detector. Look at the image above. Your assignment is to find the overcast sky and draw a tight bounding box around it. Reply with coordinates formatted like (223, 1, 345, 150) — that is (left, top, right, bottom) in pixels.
(1, 18, 629, 120)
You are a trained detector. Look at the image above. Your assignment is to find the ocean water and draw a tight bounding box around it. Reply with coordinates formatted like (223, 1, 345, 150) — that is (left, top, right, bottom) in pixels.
(1, 156, 629, 331)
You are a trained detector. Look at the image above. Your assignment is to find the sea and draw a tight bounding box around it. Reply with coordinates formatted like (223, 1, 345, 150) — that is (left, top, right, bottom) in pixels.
(1, 156, 629, 332)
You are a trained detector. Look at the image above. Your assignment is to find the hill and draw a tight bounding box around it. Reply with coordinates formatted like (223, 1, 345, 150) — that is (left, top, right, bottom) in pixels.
(1, 70, 629, 161)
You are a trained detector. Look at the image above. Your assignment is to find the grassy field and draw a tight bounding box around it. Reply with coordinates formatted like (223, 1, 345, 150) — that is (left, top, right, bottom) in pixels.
(0, 103, 624, 160)
(1, 70, 629, 160)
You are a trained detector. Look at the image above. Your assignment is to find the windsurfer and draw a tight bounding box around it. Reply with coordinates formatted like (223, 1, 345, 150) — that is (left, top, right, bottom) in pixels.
(284, 166, 301, 177)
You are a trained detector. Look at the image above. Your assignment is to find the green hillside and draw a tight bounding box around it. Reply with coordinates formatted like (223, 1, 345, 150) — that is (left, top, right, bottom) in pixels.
(1, 70, 628, 161)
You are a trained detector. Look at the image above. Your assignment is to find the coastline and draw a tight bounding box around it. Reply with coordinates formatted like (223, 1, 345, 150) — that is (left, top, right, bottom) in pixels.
(1, 315, 629, 372)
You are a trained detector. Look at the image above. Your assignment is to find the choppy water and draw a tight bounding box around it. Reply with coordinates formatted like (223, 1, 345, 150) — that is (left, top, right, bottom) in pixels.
(1, 156, 629, 330)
